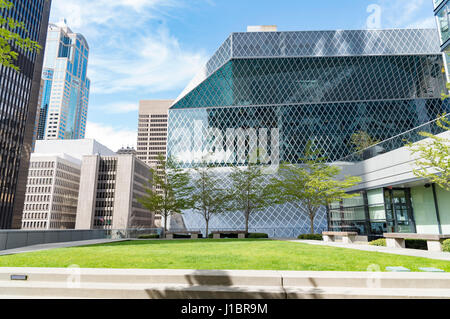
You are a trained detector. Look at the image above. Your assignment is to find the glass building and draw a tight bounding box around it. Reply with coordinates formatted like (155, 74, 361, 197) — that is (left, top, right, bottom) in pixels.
(166, 28, 448, 237)
(35, 19, 90, 141)
(434, 0, 450, 80)
(0, 0, 51, 229)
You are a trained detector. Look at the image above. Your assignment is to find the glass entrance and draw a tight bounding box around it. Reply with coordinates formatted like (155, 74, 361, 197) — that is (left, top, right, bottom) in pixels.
(384, 188, 416, 233)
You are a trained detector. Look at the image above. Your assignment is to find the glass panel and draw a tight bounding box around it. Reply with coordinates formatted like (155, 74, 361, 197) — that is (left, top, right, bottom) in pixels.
(369, 205, 386, 221)
(437, 5, 450, 44)
(367, 189, 384, 205)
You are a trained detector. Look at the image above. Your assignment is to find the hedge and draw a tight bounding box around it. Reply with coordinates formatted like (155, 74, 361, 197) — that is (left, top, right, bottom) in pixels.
(138, 234, 160, 239)
(443, 239, 450, 252)
(247, 233, 269, 239)
(297, 234, 323, 241)
(369, 238, 386, 246)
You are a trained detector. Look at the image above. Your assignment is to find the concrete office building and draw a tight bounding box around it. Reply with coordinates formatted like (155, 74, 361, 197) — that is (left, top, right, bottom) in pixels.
(166, 27, 448, 237)
(21, 139, 115, 230)
(75, 154, 154, 230)
(35, 19, 90, 141)
(137, 100, 173, 227)
(137, 100, 172, 166)
(34, 139, 116, 160)
(22, 154, 81, 230)
(0, 0, 51, 229)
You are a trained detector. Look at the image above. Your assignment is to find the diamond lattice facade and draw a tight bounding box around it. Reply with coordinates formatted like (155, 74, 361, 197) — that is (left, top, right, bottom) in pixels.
(166, 29, 448, 237)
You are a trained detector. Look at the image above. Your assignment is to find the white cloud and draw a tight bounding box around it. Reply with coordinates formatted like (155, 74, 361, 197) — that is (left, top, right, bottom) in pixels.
(86, 121, 137, 152)
(50, 0, 209, 98)
(376, 0, 435, 29)
(99, 102, 139, 114)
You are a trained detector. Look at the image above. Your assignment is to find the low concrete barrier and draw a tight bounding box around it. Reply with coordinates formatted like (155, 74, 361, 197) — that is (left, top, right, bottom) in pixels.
(0, 228, 162, 251)
(0, 268, 449, 299)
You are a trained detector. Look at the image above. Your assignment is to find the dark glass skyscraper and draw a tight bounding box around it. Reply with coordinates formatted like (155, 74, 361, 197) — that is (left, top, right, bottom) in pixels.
(167, 28, 449, 236)
(0, 0, 51, 229)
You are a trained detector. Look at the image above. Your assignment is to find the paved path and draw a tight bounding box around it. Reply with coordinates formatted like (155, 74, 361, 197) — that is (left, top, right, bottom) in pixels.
(287, 240, 450, 262)
(0, 239, 128, 256)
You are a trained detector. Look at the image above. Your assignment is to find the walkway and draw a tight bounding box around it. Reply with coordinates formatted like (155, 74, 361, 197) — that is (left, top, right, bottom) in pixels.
(287, 240, 450, 262)
(0, 239, 128, 256)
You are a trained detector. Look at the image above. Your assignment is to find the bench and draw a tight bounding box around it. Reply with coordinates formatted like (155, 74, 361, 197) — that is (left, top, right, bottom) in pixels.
(322, 231, 359, 244)
(211, 231, 246, 239)
(166, 231, 201, 239)
(383, 233, 450, 252)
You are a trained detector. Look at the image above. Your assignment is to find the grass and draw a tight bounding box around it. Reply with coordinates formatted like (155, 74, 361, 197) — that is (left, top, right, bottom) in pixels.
(0, 239, 449, 272)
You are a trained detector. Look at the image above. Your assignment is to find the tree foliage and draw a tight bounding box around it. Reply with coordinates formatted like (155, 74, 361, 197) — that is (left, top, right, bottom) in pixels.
(138, 154, 192, 232)
(268, 143, 362, 234)
(228, 163, 274, 235)
(350, 130, 380, 152)
(191, 160, 231, 237)
(0, 0, 41, 71)
(407, 114, 450, 191)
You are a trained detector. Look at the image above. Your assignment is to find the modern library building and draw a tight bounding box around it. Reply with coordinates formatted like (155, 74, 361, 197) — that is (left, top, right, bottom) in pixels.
(166, 26, 450, 238)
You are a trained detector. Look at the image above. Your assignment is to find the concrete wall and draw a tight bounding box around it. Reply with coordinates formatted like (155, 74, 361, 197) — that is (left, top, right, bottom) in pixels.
(112, 156, 134, 229)
(0, 229, 108, 251)
(75, 156, 99, 229)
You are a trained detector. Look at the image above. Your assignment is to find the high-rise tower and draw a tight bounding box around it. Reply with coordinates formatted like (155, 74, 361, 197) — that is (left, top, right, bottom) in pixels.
(0, 0, 52, 229)
(36, 19, 90, 141)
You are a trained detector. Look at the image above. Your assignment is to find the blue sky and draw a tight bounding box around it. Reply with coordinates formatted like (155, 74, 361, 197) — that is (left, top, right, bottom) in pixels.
(49, 0, 437, 151)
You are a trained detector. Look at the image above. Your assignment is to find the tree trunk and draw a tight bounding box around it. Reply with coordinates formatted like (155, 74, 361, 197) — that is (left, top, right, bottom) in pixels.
(205, 219, 209, 239)
(164, 213, 168, 233)
(245, 211, 249, 236)
(309, 213, 315, 234)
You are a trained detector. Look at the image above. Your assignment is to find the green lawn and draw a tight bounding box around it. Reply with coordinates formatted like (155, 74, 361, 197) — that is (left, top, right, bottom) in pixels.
(0, 239, 449, 272)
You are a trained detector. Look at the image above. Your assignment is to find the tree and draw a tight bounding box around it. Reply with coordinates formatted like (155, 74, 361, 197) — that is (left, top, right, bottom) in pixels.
(268, 143, 362, 234)
(191, 160, 230, 237)
(0, 0, 41, 71)
(350, 130, 380, 152)
(228, 163, 274, 236)
(407, 113, 450, 191)
(138, 154, 192, 232)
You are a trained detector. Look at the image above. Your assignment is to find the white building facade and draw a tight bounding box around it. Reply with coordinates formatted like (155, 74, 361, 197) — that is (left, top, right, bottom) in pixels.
(22, 154, 81, 230)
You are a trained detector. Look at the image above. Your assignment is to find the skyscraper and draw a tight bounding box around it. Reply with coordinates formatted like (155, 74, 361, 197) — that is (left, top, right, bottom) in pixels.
(36, 19, 90, 141)
(0, 0, 52, 229)
(137, 100, 172, 166)
(137, 100, 172, 227)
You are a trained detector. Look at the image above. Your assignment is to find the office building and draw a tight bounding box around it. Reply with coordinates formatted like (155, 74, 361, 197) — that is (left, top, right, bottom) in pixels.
(137, 100, 172, 166)
(166, 27, 448, 237)
(75, 154, 154, 230)
(22, 154, 81, 230)
(0, 0, 51, 229)
(21, 139, 115, 230)
(36, 19, 90, 141)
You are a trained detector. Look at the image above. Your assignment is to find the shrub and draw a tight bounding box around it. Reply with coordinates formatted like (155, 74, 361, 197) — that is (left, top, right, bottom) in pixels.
(443, 239, 450, 252)
(369, 238, 386, 246)
(138, 234, 160, 239)
(405, 239, 427, 250)
(247, 233, 269, 239)
(297, 234, 323, 241)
